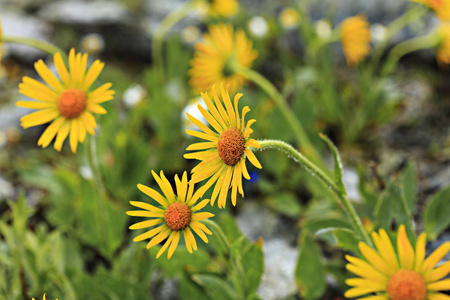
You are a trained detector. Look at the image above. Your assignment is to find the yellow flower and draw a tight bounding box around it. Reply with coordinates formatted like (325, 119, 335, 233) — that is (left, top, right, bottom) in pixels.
(279, 7, 299, 28)
(340, 15, 371, 67)
(437, 23, 450, 65)
(189, 24, 257, 95)
(126, 170, 214, 259)
(17, 48, 114, 153)
(184, 85, 261, 209)
(32, 294, 58, 300)
(345, 225, 450, 299)
(411, 0, 450, 21)
(204, 0, 238, 17)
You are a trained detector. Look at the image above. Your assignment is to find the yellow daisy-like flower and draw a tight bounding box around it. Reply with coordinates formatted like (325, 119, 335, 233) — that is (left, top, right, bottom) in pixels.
(340, 15, 371, 67)
(279, 7, 300, 28)
(184, 85, 262, 209)
(411, 0, 450, 21)
(345, 225, 450, 299)
(437, 23, 450, 65)
(126, 170, 214, 259)
(189, 24, 257, 95)
(17, 48, 114, 153)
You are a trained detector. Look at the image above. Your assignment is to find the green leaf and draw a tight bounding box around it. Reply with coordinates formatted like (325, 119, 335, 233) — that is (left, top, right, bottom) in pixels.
(265, 193, 302, 218)
(374, 181, 415, 242)
(423, 185, 450, 239)
(192, 274, 241, 300)
(152, 248, 211, 278)
(315, 227, 359, 253)
(295, 232, 326, 299)
(399, 162, 417, 212)
(241, 239, 264, 296)
(319, 133, 346, 195)
(218, 213, 242, 243)
(179, 274, 209, 300)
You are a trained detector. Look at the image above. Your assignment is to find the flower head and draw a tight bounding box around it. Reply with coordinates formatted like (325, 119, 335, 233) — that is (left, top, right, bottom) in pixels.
(437, 23, 450, 65)
(184, 85, 261, 209)
(411, 0, 450, 21)
(340, 15, 371, 67)
(345, 225, 450, 299)
(127, 171, 214, 259)
(16, 48, 114, 153)
(197, 0, 238, 18)
(279, 7, 299, 29)
(189, 24, 257, 95)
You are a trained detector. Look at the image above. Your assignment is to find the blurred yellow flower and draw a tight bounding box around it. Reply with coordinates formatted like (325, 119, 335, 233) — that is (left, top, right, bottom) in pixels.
(437, 23, 450, 64)
(411, 0, 450, 21)
(184, 85, 261, 209)
(203, 0, 238, 17)
(17, 48, 114, 153)
(340, 15, 371, 67)
(345, 225, 450, 299)
(127, 171, 214, 259)
(189, 24, 257, 95)
(279, 7, 299, 28)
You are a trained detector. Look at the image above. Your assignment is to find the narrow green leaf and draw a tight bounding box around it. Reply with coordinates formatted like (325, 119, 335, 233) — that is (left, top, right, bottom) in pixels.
(241, 239, 264, 296)
(400, 162, 417, 211)
(315, 227, 359, 253)
(319, 133, 346, 195)
(295, 232, 326, 299)
(192, 274, 242, 300)
(423, 185, 450, 239)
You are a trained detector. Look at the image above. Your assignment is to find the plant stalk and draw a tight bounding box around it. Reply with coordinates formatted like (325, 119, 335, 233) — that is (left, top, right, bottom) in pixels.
(3, 36, 67, 60)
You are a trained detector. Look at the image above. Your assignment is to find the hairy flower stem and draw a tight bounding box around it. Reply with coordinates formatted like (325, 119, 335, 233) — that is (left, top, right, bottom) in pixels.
(203, 219, 231, 254)
(86, 134, 110, 251)
(235, 67, 323, 167)
(2, 36, 67, 61)
(152, 0, 194, 80)
(257, 139, 372, 246)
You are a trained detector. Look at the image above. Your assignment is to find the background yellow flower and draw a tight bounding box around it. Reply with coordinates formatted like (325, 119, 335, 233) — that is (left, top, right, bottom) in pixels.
(16, 48, 114, 153)
(340, 15, 371, 67)
(437, 23, 450, 64)
(189, 24, 257, 95)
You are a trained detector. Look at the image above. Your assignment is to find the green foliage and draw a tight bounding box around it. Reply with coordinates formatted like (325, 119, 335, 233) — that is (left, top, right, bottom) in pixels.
(423, 185, 450, 239)
(295, 231, 326, 300)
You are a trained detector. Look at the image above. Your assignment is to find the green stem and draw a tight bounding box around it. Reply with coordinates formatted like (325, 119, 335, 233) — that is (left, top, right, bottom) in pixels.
(234, 66, 322, 165)
(257, 139, 372, 245)
(85, 134, 109, 250)
(370, 5, 427, 72)
(152, 0, 194, 80)
(202, 219, 231, 254)
(381, 31, 440, 77)
(2, 36, 67, 60)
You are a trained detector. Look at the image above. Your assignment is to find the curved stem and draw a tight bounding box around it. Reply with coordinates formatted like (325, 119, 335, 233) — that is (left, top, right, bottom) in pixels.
(370, 5, 427, 72)
(234, 66, 322, 166)
(3, 36, 67, 60)
(203, 219, 231, 253)
(257, 139, 372, 245)
(381, 32, 440, 77)
(152, 1, 194, 80)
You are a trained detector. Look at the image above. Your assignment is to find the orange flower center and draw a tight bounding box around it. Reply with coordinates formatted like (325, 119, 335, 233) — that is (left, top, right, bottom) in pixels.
(58, 88, 87, 118)
(387, 269, 426, 300)
(217, 127, 245, 166)
(164, 202, 191, 231)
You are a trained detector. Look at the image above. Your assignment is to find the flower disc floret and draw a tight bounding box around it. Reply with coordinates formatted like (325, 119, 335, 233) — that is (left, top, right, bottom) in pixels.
(57, 88, 87, 118)
(387, 270, 426, 300)
(217, 127, 245, 166)
(164, 202, 192, 231)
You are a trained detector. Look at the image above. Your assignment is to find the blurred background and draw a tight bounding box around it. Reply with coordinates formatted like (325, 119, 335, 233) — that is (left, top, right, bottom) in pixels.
(0, 0, 449, 299)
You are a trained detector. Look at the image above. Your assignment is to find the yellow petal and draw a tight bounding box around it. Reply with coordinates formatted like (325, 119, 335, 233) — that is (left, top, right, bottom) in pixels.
(146, 227, 171, 249)
(244, 148, 262, 169)
(137, 184, 168, 208)
(20, 109, 59, 129)
(54, 52, 70, 86)
(129, 200, 164, 213)
(422, 242, 450, 273)
(37, 117, 66, 148)
(427, 279, 450, 291)
(83, 60, 104, 90)
(134, 226, 163, 242)
(156, 232, 175, 259)
(69, 119, 79, 153)
(414, 232, 427, 272)
(16, 100, 55, 110)
(54, 120, 70, 151)
(34, 60, 64, 92)
(129, 219, 163, 230)
(167, 231, 181, 259)
(397, 225, 415, 270)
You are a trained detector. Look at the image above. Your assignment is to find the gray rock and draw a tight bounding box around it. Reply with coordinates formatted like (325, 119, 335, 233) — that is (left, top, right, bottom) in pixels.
(0, 176, 14, 200)
(38, 0, 129, 25)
